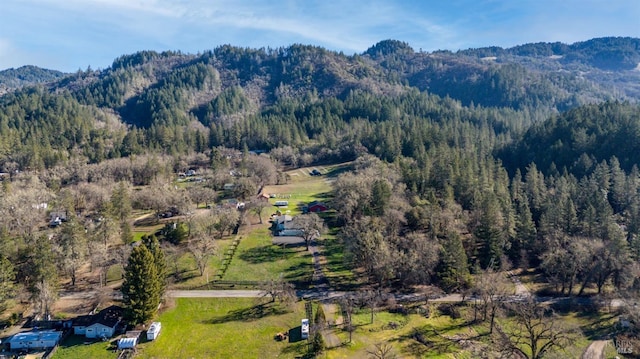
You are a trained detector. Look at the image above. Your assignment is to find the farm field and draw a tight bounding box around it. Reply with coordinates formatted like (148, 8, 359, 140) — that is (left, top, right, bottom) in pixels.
(136, 298, 307, 358)
(222, 226, 313, 285)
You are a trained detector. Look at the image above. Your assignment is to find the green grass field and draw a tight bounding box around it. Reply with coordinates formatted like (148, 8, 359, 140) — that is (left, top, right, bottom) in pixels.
(169, 236, 236, 289)
(51, 335, 116, 359)
(136, 298, 307, 358)
(222, 226, 313, 285)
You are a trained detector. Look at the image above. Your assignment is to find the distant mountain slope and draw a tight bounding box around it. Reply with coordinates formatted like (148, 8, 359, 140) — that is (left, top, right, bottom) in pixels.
(30, 37, 635, 130)
(458, 37, 640, 71)
(0, 65, 67, 94)
(455, 37, 640, 98)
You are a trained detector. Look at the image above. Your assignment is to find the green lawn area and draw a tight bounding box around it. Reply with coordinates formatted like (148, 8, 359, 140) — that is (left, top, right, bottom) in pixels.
(262, 164, 338, 216)
(222, 226, 313, 285)
(321, 233, 361, 290)
(321, 304, 479, 359)
(51, 335, 117, 359)
(169, 237, 236, 289)
(136, 298, 307, 359)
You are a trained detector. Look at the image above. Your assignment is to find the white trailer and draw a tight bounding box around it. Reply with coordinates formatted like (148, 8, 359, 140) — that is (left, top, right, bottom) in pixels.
(301, 319, 309, 339)
(147, 322, 161, 341)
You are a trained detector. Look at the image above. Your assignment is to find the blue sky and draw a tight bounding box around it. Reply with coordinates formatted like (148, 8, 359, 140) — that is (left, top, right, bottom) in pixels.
(1, 0, 639, 72)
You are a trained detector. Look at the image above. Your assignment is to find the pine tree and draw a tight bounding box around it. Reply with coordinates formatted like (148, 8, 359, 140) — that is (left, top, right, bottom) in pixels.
(474, 194, 507, 269)
(142, 235, 167, 293)
(437, 231, 470, 292)
(512, 195, 537, 266)
(121, 243, 163, 324)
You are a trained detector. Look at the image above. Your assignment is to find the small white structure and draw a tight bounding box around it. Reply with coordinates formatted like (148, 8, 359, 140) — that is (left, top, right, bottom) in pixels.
(117, 337, 137, 350)
(147, 322, 161, 341)
(274, 200, 289, 207)
(8, 331, 62, 350)
(301, 319, 309, 339)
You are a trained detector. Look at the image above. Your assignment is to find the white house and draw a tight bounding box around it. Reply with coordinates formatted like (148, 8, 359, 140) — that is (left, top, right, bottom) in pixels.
(8, 331, 62, 350)
(73, 305, 123, 339)
(147, 322, 161, 341)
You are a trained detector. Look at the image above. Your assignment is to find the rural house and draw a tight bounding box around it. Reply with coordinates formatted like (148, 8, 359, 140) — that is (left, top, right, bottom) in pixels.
(72, 305, 123, 339)
(8, 331, 62, 350)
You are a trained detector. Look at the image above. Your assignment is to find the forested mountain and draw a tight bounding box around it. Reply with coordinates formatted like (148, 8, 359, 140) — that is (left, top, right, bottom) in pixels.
(0, 65, 67, 96)
(0, 37, 638, 173)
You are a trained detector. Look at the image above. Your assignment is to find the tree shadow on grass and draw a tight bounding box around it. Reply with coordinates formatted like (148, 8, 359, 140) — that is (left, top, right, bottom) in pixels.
(392, 325, 459, 357)
(574, 311, 618, 340)
(204, 302, 290, 324)
(238, 245, 296, 263)
(56, 334, 115, 353)
(283, 259, 313, 287)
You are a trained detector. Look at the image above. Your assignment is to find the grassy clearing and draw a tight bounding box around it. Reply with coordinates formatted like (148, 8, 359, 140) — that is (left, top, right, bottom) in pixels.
(51, 335, 116, 359)
(321, 234, 360, 290)
(169, 237, 235, 289)
(136, 298, 306, 359)
(223, 226, 313, 284)
(322, 304, 478, 358)
(262, 163, 343, 216)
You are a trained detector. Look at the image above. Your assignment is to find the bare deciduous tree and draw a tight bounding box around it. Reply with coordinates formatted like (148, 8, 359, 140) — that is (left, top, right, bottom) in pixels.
(187, 236, 217, 277)
(473, 267, 512, 333)
(367, 342, 397, 359)
(259, 275, 296, 304)
(291, 213, 324, 251)
(248, 200, 270, 224)
(500, 299, 576, 359)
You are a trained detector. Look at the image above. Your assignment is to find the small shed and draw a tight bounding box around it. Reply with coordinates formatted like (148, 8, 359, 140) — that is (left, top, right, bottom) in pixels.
(147, 322, 161, 340)
(274, 200, 289, 207)
(117, 337, 137, 350)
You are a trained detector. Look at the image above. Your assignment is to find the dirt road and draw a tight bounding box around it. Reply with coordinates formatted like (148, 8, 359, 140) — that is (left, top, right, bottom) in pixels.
(581, 340, 610, 359)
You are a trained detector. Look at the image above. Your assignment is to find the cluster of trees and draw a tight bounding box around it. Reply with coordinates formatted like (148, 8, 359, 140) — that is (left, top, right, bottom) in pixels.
(334, 139, 640, 298)
(0, 147, 281, 321)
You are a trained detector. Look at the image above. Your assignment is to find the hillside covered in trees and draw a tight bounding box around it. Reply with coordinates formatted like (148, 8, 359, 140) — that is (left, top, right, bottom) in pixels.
(1, 37, 640, 302)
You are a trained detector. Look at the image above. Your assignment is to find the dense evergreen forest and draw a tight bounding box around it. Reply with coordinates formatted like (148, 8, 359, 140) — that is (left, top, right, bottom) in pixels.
(1, 36, 640, 309)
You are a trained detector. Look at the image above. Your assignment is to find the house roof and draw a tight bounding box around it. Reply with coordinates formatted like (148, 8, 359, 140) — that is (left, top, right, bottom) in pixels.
(275, 215, 292, 224)
(73, 305, 123, 330)
(93, 305, 123, 328)
(72, 315, 94, 327)
(10, 331, 62, 343)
